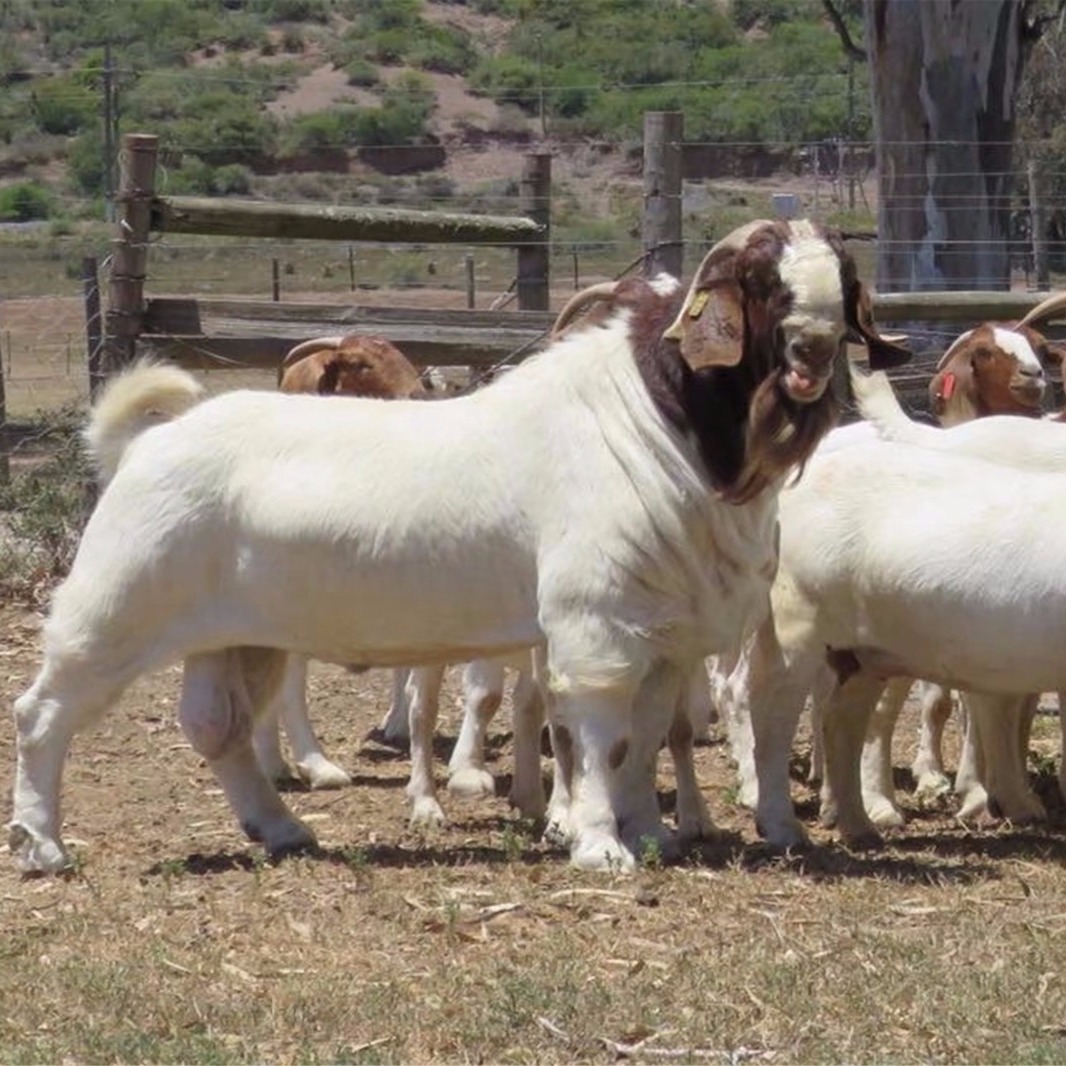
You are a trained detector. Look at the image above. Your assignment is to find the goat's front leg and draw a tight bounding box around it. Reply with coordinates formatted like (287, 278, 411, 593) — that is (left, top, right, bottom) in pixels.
(745, 622, 818, 848)
(183, 649, 316, 857)
(553, 686, 640, 872)
(911, 681, 955, 798)
(405, 665, 447, 827)
(507, 669, 547, 819)
(377, 667, 412, 748)
(447, 659, 505, 799)
(859, 676, 910, 829)
(963, 691, 1046, 824)
(254, 654, 352, 790)
(709, 648, 759, 807)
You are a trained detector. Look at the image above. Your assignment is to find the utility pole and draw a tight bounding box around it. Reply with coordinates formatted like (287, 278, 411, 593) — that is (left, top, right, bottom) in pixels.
(103, 41, 117, 223)
(536, 33, 546, 138)
(846, 57, 856, 211)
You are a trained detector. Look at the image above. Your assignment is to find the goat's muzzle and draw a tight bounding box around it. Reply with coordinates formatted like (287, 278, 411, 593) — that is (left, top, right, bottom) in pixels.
(1009, 367, 1046, 412)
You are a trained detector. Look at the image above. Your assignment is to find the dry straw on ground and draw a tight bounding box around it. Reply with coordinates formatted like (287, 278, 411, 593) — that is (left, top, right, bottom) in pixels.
(3, 602, 1066, 1064)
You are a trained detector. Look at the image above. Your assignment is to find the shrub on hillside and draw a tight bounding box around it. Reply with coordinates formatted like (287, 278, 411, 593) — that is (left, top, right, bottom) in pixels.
(0, 182, 52, 222)
(31, 76, 96, 136)
(252, 0, 331, 22)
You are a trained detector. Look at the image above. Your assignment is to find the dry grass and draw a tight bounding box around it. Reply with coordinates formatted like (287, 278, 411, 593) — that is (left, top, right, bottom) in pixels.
(3, 606, 1066, 1064)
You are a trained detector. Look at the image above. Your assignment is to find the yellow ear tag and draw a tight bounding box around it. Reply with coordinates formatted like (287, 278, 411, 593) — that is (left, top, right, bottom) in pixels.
(688, 290, 710, 319)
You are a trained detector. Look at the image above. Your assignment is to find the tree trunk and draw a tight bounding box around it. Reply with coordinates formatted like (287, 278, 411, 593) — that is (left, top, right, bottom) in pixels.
(864, 0, 1028, 292)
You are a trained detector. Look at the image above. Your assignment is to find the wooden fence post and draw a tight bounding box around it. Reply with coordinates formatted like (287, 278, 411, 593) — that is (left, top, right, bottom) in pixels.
(465, 252, 475, 309)
(517, 153, 551, 311)
(82, 256, 105, 399)
(0, 334, 8, 487)
(642, 111, 683, 280)
(104, 133, 158, 376)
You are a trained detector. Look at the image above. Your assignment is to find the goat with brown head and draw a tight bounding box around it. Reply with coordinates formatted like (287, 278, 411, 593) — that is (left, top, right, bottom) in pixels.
(557, 219, 909, 503)
(929, 291, 1066, 426)
(278, 333, 426, 399)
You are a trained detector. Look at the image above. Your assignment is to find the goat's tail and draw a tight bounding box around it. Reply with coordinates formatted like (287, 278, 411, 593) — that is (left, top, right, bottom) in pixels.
(84, 360, 206, 485)
(849, 366, 940, 446)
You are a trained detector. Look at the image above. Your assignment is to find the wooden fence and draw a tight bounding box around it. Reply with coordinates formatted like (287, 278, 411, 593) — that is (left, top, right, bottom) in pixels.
(92, 127, 1066, 414)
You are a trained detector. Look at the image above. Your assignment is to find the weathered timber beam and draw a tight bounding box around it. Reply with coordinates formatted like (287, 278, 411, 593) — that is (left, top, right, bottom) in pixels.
(137, 333, 547, 370)
(871, 290, 1066, 324)
(143, 297, 557, 333)
(149, 196, 544, 245)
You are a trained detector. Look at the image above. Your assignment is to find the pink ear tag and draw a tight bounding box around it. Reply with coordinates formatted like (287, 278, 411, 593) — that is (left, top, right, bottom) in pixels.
(940, 372, 956, 400)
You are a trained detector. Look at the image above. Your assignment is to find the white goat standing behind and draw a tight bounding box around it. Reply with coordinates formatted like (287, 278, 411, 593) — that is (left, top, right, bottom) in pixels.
(736, 381, 1066, 848)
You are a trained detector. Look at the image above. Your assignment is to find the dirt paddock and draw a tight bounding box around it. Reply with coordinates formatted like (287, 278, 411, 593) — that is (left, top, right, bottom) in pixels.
(3, 599, 1066, 1063)
(4, 286, 1066, 1063)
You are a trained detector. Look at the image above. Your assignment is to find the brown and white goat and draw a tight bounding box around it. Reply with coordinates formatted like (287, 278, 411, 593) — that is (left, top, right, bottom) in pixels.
(278, 333, 427, 398)
(928, 291, 1066, 425)
(10, 218, 906, 874)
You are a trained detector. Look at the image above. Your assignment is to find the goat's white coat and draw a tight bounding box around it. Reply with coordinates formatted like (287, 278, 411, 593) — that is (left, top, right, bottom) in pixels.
(11, 309, 781, 873)
(741, 417, 1066, 846)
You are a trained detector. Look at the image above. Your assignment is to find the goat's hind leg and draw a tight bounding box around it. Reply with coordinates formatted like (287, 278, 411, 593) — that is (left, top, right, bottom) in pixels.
(182, 649, 316, 857)
(10, 658, 129, 874)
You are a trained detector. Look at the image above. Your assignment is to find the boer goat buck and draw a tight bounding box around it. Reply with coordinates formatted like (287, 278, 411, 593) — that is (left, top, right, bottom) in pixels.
(8, 219, 907, 874)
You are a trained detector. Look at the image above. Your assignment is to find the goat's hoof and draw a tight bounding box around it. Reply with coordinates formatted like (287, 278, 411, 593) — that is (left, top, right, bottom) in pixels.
(298, 758, 352, 791)
(755, 817, 810, 850)
(678, 817, 725, 846)
(8, 822, 73, 876)
(261, 817, 318, 858)
(840, 827, 884, 851)
(569, 830, 635, 872)
(914, 770, 952, 800)
(508, 787, 547, 821)
(409, 798, 446, 829)
(865, 796, 906, 829)
(447, 767, 495, 799)
(543, 810, 573, 847)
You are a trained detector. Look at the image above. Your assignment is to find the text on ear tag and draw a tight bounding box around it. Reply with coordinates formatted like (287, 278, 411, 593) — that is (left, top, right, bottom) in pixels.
(688, 290, 710, 318)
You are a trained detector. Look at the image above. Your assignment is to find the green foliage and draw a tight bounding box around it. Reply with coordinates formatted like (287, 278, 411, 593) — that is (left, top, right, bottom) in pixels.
(279, 77, 433, 154)
(732, 0, 817, 30)
(163, 156, 254, 196)
(407, 22, 478, 75)
(342, 57, 379, 88)
(251, 0, 331, 21)
(0, 181, 51, 221)
(65, 130, 105, 195)
(31, 75, 96, 135)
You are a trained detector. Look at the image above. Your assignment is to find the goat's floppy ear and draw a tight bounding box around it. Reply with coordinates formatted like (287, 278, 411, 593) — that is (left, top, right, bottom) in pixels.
(663, 247, 745, 370)
(1041, 339, 1066, 369)
(846, 280, 911, 370)
(929, 357, 974, 421)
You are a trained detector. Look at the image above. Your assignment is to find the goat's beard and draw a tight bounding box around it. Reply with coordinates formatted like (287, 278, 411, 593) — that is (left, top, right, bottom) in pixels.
(723, 367, 838, 504)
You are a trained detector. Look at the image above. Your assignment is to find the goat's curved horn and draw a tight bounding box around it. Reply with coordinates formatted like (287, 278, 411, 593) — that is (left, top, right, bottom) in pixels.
(550, 282, 620, 339)
(280, 336, 346, 371)
(1018, 291, 1066, 329)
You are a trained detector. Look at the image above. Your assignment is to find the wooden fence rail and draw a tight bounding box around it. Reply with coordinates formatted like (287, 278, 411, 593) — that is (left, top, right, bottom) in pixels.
(101, 127, 1066, 417)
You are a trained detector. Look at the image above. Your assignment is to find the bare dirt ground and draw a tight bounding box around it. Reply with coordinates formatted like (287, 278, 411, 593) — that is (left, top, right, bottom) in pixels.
(3, 595, 1066, 1063)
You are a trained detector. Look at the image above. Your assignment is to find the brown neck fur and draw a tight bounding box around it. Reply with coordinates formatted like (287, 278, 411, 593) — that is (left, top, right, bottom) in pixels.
(624, 279, 838, 503)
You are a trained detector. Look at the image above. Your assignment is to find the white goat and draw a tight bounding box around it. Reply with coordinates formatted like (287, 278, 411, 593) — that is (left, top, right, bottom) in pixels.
(738, 394, 1066, 848)
(9, 219, 903, 874)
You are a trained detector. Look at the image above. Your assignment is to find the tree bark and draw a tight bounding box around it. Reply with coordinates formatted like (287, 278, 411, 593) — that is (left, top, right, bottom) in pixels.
(864, 0, 1029, 292)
